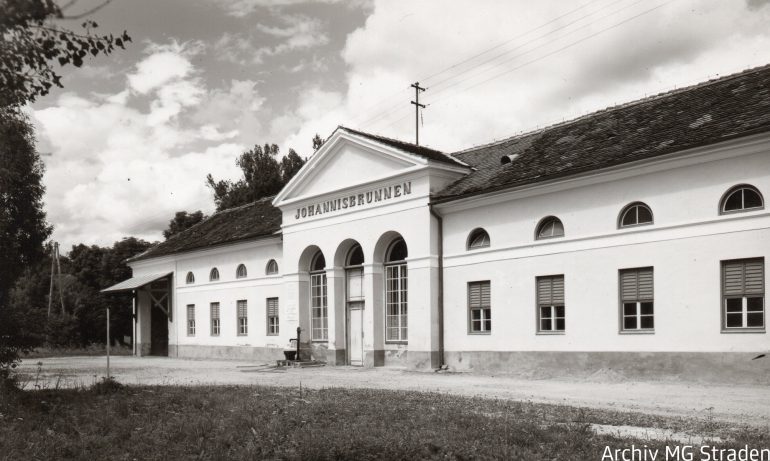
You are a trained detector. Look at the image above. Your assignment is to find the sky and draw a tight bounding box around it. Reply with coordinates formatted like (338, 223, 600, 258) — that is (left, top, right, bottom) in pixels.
(29, 0, 770, 250)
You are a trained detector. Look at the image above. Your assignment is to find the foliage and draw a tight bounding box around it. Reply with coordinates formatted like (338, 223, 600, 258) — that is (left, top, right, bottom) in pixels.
(163, 210, 206, 240)
(1, 384, 765, 460)
(207, 143, 307, 211)
(0, 108, 52, 373)
(0, 0, 132, 107)
(7, 237, 152, 349)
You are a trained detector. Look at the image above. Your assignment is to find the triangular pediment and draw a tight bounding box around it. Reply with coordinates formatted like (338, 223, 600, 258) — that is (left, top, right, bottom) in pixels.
(274, 129, 428, 206)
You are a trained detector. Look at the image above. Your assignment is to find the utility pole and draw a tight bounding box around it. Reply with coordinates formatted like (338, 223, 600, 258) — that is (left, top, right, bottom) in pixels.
(55, 242, 65, 315)
(410, 82, 426, 145)
(47, 244, 55, 318)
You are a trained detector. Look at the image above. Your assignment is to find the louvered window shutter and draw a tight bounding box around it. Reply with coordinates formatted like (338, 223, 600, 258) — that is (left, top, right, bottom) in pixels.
(267, 298, 278, 317)
(538, 276, 564, 305)
(724, 259, 764, 295)
(621, 268, 653, 301)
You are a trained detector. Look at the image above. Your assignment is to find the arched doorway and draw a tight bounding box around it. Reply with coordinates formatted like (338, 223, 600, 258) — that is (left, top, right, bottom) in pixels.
(345, 243, 365, 366)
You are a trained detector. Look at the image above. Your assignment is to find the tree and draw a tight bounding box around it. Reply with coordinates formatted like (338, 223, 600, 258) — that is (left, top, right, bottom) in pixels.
(206, 143, 283, 211)
(163, 211, 206, 240)
(281, 148, 305, 184)
(0, 0, 132, 107)
(0, 109, 52, 311)
(207, 142, 308, 212)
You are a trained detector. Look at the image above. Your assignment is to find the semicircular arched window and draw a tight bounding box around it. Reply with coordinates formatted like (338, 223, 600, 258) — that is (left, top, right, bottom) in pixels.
(720, 184, 764, 214)
(209, 267, 220, 281)
(619, 202, 654, 228)
(386, 238, 408, 263)
(346, 244, 364, 266)
(185, 272, 195, 284)
(311, 251, 326, 272)
(266, 259, 279, 275)
(536, 216, 564, 240)
(236, 264, 247, 279)
(467, 228, 490, 250)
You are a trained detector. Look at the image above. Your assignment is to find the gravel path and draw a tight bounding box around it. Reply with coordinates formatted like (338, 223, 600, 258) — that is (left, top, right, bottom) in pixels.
(18, 356, 770, 427)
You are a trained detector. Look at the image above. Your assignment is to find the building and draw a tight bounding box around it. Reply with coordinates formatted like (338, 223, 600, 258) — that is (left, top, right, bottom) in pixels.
(104, 65, 770, 378)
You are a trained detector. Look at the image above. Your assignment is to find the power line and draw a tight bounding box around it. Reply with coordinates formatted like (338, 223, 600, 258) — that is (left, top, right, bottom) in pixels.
(425, 0, 652, 101)
(422, 0, 627, 88)
(352, 0, 622, 129)
(368, 0, 676, 134)
(428, 0, 678, 108)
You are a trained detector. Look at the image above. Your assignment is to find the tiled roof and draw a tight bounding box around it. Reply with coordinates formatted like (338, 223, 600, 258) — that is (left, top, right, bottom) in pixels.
(434, 64, 770, 201)
(339, 126, 467, 168)
(129, 196, 281, 262)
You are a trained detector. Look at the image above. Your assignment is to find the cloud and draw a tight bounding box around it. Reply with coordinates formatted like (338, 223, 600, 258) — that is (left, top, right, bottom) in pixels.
(213, 0, 371, 18)
(127, 42, 197, 94)
(34, 43, 256, 249)
(312, 0, 770, 151)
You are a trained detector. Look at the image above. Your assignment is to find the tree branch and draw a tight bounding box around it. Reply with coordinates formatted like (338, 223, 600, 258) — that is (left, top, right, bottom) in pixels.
(60, 0, 113, 20)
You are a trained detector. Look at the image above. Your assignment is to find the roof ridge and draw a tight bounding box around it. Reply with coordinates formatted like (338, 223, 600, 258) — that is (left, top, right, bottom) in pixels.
(339, 125, 468, 166)
(453, 63, 770, 156)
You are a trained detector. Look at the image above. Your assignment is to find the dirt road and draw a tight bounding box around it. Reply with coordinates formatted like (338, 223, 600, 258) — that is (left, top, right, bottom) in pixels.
(17, 356, 770, 427)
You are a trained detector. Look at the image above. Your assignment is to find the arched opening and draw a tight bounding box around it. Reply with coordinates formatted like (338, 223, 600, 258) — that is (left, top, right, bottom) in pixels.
(236, 263, 247, 278)
(265, 259, 279, 275)
(209, 267, 219, 282)
(535, 216, 564, 240)
(309, 250, 328, 342)
(384, 238, 408, 343)
(720, 184, 764, 214)
(618, 202, 654, 228)
(467, 228, 490, 250)
(337, 240, 365, 366)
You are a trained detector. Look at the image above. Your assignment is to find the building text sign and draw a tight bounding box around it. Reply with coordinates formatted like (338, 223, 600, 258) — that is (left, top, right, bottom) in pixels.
(294, 181, 412, 220)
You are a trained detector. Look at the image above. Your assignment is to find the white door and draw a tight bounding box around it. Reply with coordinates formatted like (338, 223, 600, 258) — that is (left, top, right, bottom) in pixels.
(348, 303, 364, 366)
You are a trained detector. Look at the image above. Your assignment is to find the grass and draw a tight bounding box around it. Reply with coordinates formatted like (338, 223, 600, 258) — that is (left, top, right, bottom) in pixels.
(0, 382, 767, 460)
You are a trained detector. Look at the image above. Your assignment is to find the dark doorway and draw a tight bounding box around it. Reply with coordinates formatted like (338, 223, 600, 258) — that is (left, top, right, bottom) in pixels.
(150, 304, 168, 356)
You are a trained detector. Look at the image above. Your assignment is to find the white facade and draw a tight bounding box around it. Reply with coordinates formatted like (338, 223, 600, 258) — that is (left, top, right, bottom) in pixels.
(126, 126, 769, 376)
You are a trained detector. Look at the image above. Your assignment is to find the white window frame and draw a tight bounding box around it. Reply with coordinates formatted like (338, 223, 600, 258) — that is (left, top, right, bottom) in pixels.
(468, 281, 491, 334)
(266, 259, 279, 275)
(618, 202, 654, 228)
(619, 267, 654, 332)
(186, 304, 195, 336)
(467, 228, 490, 250)
(537, 275, 565, 333)
(210, 302, 220, 336)
(720, 184, 764, 215)
(237, 300, 248, 336)
(266, 298, 279, 336)
(535, 216, 564, 240)
(310, 272, 328, 341)
(722, 258, 765, 331)
(385, 263, 408, 342)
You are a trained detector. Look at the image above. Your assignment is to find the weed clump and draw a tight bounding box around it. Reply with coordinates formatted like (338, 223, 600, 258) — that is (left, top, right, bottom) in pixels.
(90, 376, 124, 395)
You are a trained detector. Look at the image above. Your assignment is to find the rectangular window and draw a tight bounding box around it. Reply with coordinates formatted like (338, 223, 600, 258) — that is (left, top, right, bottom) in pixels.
(237, 300, 248, 335)
(210, 302, 220, 336)
(537, 275, 565, 332)
(310, 273, 328, 341)
(186, 304, 195, 336)
(266, 298, 279, 335)
(385, 264, 408, 341)
(620, 267, 654, 331)
(722, 258, 765, 330)
(468, 281, 491, 333)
